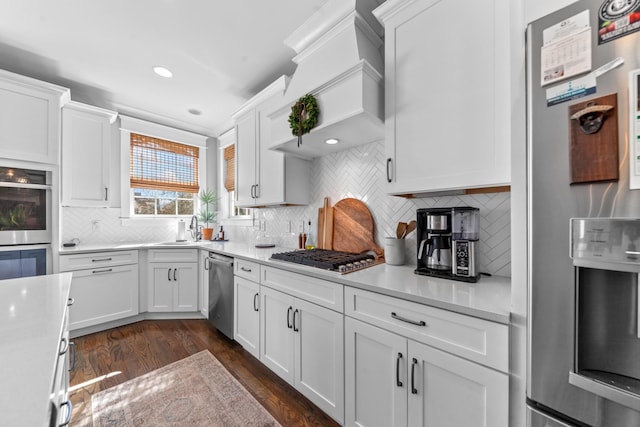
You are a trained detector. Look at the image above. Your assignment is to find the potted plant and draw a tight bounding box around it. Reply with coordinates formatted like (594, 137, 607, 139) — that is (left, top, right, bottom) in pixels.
(198, 188, 217, 240)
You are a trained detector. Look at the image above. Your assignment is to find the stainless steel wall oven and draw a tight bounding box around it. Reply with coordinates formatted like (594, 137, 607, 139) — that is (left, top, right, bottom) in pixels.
(0, 166, 52, 245)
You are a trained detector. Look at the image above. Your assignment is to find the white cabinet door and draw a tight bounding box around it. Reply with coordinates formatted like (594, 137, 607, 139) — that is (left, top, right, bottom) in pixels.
(407, 340, 509, 427)
(377, 0, 510, 195)
(255, 98, 285, 205)
(174, 264, 198, 311)
(149, 263, 174, 312)
(68, 263, 139, 330)
(148, 262, 198, 312)
(0, 70, 69, 164)
(295, 297, 344, 424)
(345, 317, 408, 427)
(235, 110, 257, 207)
(234, 276, 260, 359)
(260, 286, 295, 383)
(61, 101, 116, 207)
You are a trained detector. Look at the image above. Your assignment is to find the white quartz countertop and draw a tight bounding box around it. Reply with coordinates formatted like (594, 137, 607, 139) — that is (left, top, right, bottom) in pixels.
(0, 273, 72, 427)
(60, 241, 511, 324)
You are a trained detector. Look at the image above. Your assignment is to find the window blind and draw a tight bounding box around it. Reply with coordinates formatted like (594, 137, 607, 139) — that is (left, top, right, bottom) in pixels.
(130, 133, 200, 193)
(224, 144, 235, 192)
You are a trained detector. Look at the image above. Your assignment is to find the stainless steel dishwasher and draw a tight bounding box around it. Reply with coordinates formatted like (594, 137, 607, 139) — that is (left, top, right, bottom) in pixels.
(206, 252, 234, 340)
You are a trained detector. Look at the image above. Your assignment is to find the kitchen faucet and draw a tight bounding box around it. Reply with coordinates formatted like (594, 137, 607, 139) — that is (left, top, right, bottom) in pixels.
(189, 215, 202, 241)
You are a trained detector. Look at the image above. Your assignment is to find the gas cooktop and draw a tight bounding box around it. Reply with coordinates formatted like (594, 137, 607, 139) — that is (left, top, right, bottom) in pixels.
(270, 249, 377, 273)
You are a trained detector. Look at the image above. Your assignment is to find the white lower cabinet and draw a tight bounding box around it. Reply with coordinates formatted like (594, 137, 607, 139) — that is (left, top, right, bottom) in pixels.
(260, 284, 344, 424)
(344, 288, 509, 427)
(148, 263, 198, 312)
(147, 249, 198, 312)
(60, 250, 139, 331)
(345, 317, 508, 427)
(234, 275, 260, 358)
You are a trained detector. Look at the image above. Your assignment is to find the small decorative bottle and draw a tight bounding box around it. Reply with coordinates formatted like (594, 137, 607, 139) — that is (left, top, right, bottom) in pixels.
(305, 220, 316, 250)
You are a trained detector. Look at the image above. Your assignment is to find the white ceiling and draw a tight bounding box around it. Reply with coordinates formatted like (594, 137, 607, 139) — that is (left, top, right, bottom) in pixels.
(0, 0, 329, 138)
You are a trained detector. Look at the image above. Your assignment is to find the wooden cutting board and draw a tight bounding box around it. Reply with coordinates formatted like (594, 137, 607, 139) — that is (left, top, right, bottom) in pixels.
(317, 197, 333, 249)
(332, 198, 383, 257)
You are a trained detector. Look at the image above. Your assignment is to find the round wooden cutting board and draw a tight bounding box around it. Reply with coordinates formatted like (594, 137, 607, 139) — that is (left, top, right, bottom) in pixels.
(332, 198, 383, 257)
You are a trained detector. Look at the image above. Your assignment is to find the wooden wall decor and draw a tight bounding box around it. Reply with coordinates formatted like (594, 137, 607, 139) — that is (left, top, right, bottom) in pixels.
(568, 93, 619, 184)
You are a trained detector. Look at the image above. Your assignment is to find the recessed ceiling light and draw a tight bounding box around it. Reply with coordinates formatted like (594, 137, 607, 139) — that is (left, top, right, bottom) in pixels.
(188, 109, 202, 116)
(325, 138, 339, 145)
(153, 66, 173, 78)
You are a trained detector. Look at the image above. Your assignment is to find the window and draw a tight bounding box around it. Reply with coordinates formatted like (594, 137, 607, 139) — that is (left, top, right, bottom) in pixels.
(223, 144, 251, 219)
(129, 132, 199, 216)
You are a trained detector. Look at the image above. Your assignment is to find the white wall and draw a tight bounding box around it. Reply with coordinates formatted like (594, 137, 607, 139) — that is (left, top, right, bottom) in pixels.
(525, 0, 578, 23)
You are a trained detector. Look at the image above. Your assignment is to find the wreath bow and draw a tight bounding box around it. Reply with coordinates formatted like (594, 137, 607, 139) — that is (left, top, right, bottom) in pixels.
(288, 94, 319, 147)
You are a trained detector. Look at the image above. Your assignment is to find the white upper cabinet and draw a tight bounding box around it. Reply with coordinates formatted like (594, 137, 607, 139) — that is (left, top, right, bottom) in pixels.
(0, 69, 70, 165)
(233, 76, 309, 208)
(61, 101, 117, 207)
(374, 0, 511, 196)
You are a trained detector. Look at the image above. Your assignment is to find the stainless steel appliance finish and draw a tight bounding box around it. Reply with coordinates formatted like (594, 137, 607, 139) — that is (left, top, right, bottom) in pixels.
(207, 253, 234, 340)
(0, 167, 52, 245)
(452, 240, 477, 278)
(569, 218, 640, 412)
(527, 3, 640, 425)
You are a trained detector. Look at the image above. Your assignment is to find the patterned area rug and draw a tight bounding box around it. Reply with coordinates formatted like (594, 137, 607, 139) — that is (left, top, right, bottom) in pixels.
(91, 350, 281, 426)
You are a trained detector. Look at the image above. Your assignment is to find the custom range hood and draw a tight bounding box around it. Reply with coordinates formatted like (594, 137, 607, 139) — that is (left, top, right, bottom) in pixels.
(267, 0, 384, 159)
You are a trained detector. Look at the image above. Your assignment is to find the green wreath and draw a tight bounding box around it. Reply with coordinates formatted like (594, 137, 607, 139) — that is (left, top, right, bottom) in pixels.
(288, 94, 319, 147)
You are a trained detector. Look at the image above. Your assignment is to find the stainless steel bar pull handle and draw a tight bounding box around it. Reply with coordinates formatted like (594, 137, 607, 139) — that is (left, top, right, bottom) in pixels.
(391, 312, 427, 327)
(287, 306, 293, 329)
(253, 293, 259, 312)
(105, 187, 108, 201)
(386, 158, 393, 183)
(92, 257, 112, 262)
(168, 268, 172, 281)
(173, 268, 177, 281)
(92, 268, 113, 274)
(241, 267, 252, 273)
(411, 358, 418, 394)
(67, 297, 75, 307)
(396, 352, 403, 387)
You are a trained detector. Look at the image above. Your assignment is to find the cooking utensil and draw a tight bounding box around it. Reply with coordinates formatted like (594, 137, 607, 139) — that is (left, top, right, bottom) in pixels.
(332, 198, 383, 257)
(396, 222, 407, 239)
(402, 220, 417, 238)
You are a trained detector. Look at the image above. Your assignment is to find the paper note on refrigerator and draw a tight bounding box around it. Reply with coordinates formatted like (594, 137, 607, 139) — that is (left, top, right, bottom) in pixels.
(541, 27, 592, 86)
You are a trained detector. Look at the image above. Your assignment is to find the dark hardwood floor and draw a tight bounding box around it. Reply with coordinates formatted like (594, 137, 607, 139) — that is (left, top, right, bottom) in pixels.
(69, 319, 340, 427)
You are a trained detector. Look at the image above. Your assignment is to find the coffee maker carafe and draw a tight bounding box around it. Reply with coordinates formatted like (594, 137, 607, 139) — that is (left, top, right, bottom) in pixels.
(416, 208, 452, 275)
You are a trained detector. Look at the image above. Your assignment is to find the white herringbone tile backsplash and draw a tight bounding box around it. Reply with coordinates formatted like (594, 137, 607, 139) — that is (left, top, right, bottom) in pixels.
(256, 140, 511, 277)
(61, 140, 510, 277)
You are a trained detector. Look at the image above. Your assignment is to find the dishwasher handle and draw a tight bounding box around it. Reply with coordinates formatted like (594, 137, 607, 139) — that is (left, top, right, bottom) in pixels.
(207, 254, 234, 268)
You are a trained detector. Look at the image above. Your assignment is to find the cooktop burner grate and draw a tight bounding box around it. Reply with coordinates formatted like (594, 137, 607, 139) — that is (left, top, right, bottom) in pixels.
(270, 249, 377, 273)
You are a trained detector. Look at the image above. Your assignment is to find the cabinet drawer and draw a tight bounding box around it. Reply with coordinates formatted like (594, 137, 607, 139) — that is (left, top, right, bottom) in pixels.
(235, 258, 260, 282)
(68, 263, 139, 330)
(60, 250, 138, 271)
(345, 287, 508, 372)
(148, 249, 198, 263)
(262, 266, 343, 313)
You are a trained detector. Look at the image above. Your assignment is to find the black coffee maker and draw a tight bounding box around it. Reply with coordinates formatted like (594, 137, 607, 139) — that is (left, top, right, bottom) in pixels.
(415, 207, 480, 282)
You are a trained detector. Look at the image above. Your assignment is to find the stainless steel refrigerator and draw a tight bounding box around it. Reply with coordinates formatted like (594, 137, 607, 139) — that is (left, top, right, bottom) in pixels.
(527, 1, 640, 426)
